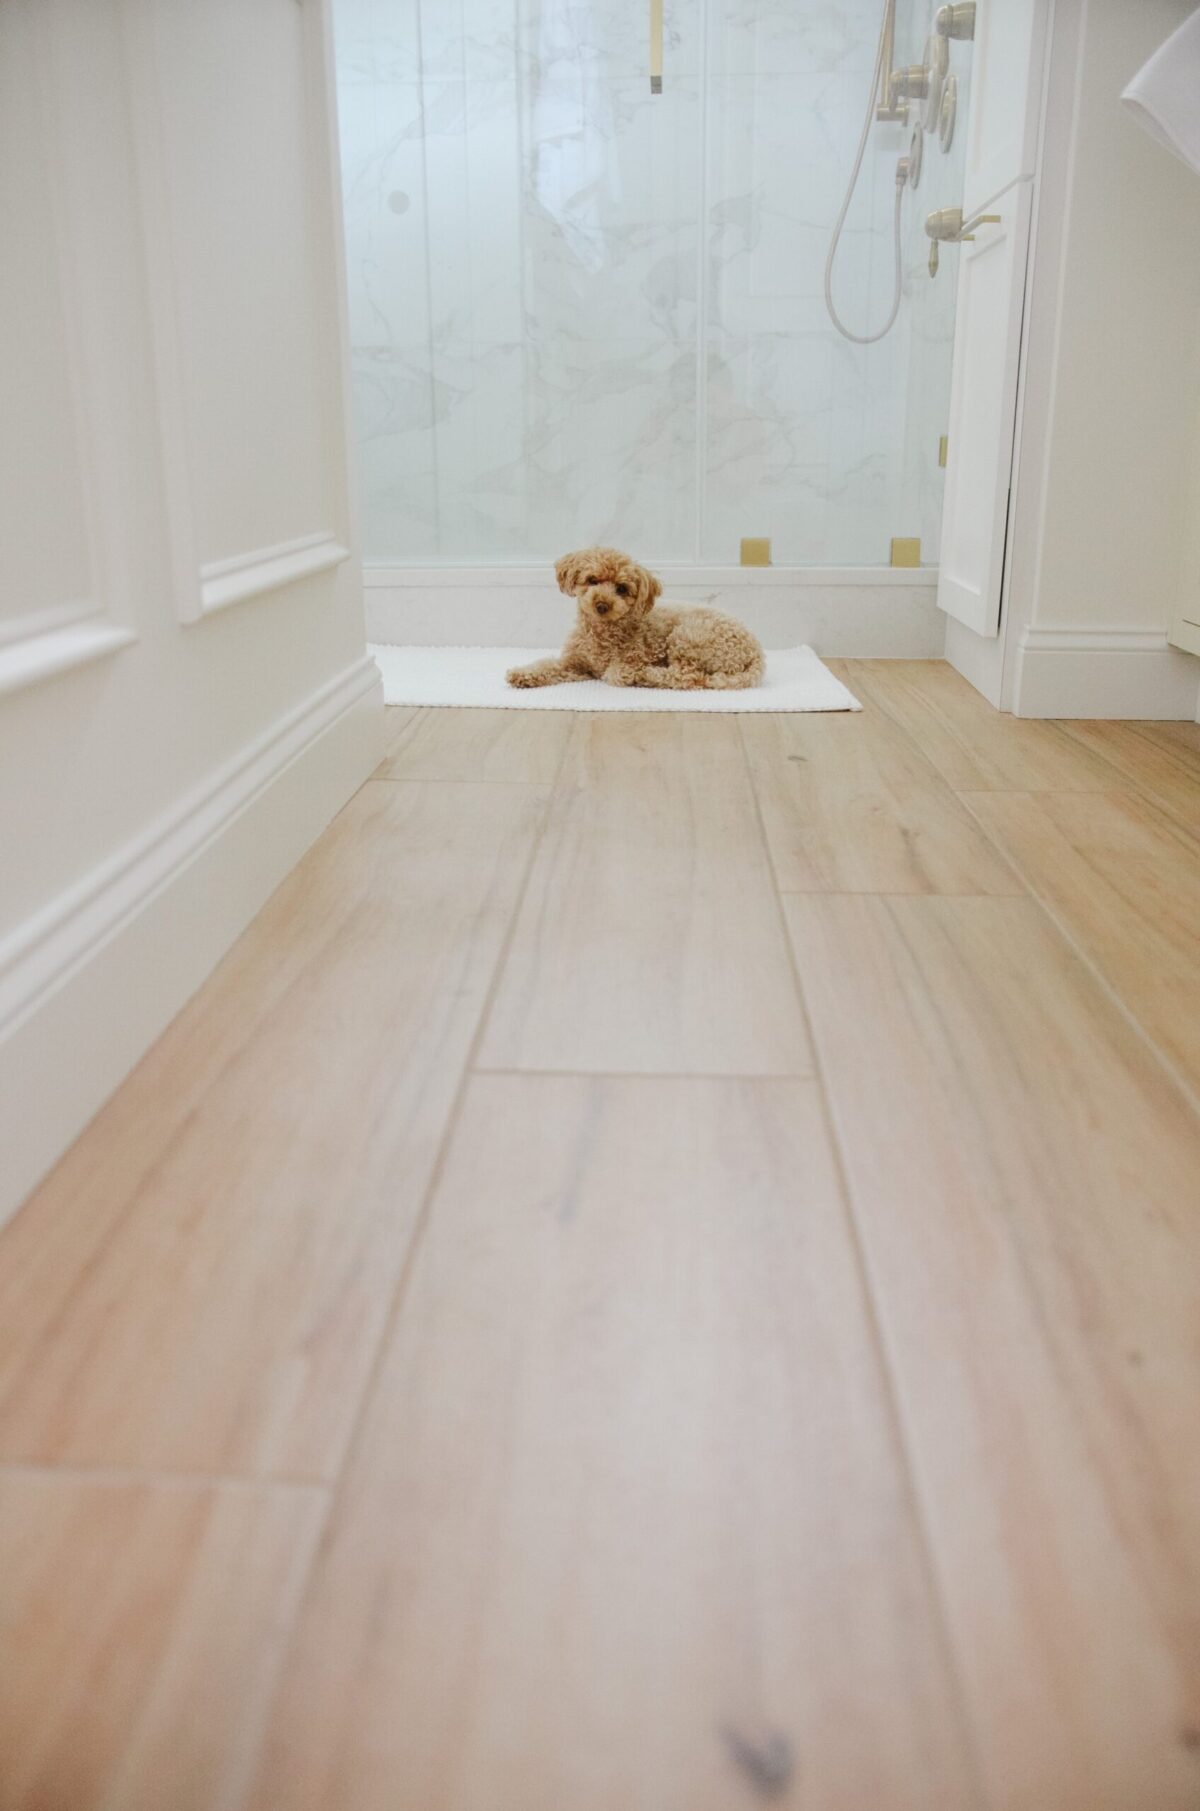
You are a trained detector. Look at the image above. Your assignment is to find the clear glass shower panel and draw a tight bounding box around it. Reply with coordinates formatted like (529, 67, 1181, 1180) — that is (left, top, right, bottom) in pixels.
(701, 0, 919, 565)
(335, 0, 703, 563)
(334, 1, 972, 568)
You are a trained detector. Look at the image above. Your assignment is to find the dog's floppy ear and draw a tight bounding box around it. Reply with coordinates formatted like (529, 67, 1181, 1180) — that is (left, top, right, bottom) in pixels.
(555, 550, 589, 596)
(636, 565, 662, 612)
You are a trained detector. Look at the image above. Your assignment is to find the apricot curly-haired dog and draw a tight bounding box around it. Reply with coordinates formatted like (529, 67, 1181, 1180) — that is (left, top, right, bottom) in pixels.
(506, 547, 764, 692)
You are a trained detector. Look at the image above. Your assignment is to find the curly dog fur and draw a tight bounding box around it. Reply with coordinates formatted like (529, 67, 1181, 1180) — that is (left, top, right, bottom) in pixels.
(507, 547, 765, 692)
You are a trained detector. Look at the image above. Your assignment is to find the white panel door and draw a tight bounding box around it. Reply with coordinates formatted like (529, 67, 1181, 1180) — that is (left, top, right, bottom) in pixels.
(937, 182, 1032, 636)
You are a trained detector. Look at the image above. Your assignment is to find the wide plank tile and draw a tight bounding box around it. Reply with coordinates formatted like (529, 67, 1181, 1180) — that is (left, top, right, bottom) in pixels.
(0, 781, 546, 1478)
(0, 1471, 323, 1811)
(742, 705, 1021, 895)
(244, 1075, 979, 1811)
(1057, 720, 1200, 834)
(786, 893, 1200, 1811)
(844, 660, 1124, 791)
(479, 716, 812, 1074)
(966, 787, 1200, 1095)
(1137, 720, 1200, 760)
(376, 705, 571, 784)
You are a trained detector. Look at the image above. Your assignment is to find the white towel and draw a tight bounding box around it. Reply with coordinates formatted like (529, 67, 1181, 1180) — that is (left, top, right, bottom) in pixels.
(369, 644, 862, 712)
(1121, 7, 1200, 177)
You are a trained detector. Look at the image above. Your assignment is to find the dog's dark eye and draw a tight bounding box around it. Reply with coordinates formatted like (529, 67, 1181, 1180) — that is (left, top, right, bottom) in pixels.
(584, 575, 597, 586)
(615, 583, 629, 597)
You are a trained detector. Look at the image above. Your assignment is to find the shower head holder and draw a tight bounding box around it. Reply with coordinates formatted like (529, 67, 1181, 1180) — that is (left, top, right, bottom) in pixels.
(935, 3, 976, 40)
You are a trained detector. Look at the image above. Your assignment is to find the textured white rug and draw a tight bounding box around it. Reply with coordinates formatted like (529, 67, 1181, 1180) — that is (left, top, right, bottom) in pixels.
(370, 644, 861, 713)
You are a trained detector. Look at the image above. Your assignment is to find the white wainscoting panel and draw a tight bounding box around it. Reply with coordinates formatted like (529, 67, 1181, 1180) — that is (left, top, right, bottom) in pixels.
(0, 0, 382, 1219)
(0, 0, 135, 695)
(123, 0, 352, 623)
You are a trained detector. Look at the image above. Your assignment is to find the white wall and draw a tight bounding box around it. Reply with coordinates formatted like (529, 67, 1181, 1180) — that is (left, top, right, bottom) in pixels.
(951, 0, 1200, 717)
(0, 0, 383, 1223)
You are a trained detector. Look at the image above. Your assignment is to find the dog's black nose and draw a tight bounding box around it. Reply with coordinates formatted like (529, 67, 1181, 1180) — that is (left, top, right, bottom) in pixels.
(594, 601, 610, 614)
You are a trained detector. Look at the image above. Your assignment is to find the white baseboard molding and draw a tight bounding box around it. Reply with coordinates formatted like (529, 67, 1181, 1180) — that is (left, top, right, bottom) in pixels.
(364, 565, 945, 658)
(0, 653, 385, 1227)
(1012, 626, 1200, 719)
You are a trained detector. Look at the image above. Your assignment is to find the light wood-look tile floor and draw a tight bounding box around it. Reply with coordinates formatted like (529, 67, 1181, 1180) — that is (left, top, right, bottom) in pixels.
(3, 661, 1200, 1811)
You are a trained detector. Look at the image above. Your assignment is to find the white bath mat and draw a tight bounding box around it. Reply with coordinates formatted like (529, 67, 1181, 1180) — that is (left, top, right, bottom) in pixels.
(370, 644, 861, 713)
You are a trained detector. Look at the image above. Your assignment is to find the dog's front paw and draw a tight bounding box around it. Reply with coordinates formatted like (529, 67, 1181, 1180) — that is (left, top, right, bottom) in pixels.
(507, 666, 537, 688)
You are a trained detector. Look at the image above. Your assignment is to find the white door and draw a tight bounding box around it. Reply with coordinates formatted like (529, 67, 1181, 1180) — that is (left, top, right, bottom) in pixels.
(937, 183, 1032, 635)
(936, 0, 1046, 636)
(960, 0, 1041, 214)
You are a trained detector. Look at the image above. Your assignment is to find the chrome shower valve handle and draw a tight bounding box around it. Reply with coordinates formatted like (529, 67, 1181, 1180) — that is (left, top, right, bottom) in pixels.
(925, 206, 964, 242)
(924, 206, 1001, 244)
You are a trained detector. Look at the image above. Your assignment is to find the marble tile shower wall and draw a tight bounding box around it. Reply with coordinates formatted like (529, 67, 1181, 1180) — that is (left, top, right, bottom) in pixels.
(335, 0, 953, 567)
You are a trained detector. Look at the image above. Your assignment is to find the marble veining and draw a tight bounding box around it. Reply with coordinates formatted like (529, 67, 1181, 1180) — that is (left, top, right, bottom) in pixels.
(334, 0, 968, 565)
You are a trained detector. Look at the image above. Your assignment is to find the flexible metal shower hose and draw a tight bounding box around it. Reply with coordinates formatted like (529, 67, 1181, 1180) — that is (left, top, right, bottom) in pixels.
(824, 6, 905, 345)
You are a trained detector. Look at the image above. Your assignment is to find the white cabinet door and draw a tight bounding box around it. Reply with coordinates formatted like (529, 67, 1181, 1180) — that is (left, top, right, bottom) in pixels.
(937, 182, 1032, 636)
(961, 0, 1044, 213)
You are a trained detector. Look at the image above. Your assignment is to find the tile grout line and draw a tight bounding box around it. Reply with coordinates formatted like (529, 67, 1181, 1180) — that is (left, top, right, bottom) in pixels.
(182, 1489, 331, 1811)
(734, 710, 995, 1809)
(848, 665, 1192, 814)
(1054, 718, 1200, 844)
(470, 1066, 816, 1080)
(372, 705, 427, 775)
(219, 718, 577, 1809)
(844, 669, 1200, 1123)
(952, 786, 1200, 1128)
(0, 1457, 330, 1495)
(368, 773, 561, 786)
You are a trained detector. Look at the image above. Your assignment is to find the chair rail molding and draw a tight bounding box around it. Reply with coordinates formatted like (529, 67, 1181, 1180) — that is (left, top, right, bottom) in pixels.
(200, 531, 350, 616)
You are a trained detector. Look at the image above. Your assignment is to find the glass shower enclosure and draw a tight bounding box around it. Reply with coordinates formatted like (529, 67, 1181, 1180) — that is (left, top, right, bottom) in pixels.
(333, 0, 973, 571)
